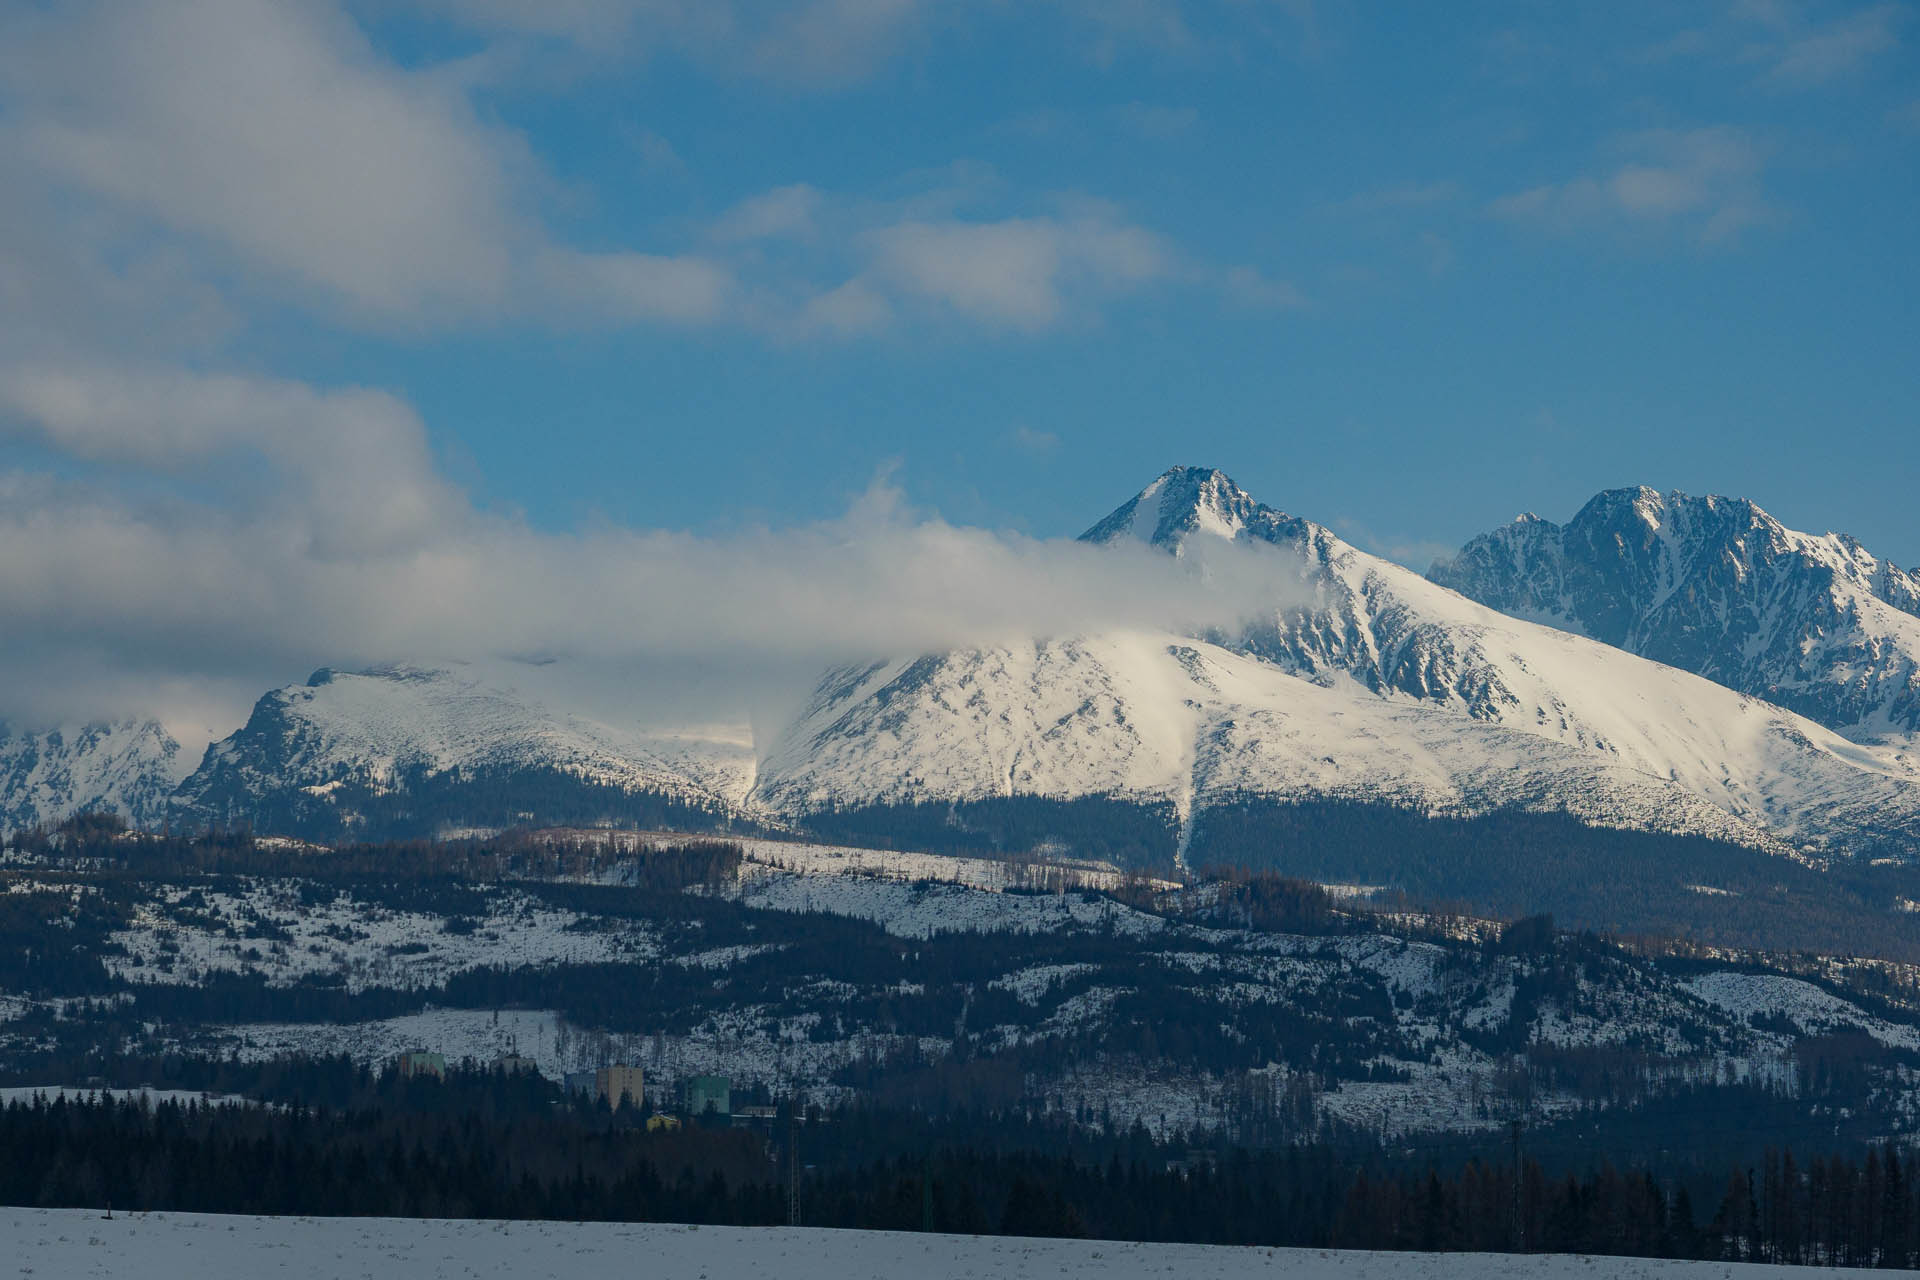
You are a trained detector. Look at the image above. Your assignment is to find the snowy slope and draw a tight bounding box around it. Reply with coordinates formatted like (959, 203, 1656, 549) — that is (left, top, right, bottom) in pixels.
(172, 662, 756, 835)
(0, 719, 187, 833)
(1431, 487, 1920, 744)
(3, 1209, 1857, 1280)
(757, 469, 1920, 857)
(757, 634, 1793, 850)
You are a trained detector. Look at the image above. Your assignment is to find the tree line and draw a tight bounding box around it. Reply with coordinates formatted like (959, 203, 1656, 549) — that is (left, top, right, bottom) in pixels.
(4, 1068, 1920, 1266)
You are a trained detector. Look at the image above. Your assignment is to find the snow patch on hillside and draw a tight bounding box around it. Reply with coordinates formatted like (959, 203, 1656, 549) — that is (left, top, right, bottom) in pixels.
(1681, 972, 1920, 1050)
(107, 881, 658, 992)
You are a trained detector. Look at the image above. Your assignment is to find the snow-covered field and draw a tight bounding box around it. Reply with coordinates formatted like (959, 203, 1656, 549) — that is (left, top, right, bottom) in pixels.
(0, 1208, 1861, 1279)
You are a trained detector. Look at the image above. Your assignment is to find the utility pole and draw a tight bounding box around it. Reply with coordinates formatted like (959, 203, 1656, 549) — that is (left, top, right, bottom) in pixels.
(1511, 1117, 1526, 1253)
(786, 1113, 801, 1227)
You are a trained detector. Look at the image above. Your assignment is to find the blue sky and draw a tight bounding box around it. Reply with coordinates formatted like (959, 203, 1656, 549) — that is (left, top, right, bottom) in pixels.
(0, 0, 1915, 730)
(346, 3, 1916, 555)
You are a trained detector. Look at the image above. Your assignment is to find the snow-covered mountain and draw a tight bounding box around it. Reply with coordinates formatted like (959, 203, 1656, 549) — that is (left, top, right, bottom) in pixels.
(754, 468, 1920, 861)
(0, 719, 187, 833)
(171, 663, 757, 839)
(754, 634, 1789, 851)
(1430, 487, 1920, 745)
(11, 469, 1920, 866)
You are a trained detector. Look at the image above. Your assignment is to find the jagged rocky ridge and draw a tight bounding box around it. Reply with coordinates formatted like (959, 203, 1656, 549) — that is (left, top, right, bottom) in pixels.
(1430, 487, 1920, 744)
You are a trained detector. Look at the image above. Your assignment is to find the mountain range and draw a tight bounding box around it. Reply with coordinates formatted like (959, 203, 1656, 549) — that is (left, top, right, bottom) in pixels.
(767, 469, 1920, 863)
(7, 468, 1919, 884)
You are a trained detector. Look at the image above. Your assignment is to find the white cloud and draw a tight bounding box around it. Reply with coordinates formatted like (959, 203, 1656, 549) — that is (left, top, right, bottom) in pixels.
(0, 0, 730, 329)
(1112, 102, 1200, 138)
(1222, 266, 1308, 308)
(531, 249, 735, 324)
(0, 364, 461, 559)
(414, 0, 1320, 84)
(0, 175, 237, 366)
(0, 365, 1304, 735)
(406, 0, 720, 47)
(1666, 3, 1904, 87)
(411, 0, 927, 86)
(1051, 0, 1320, 66)
(742, 0, 927, 87)
(1758, 3, 1903, 86)
(1334, 181, 1464, 213)
(1488, 127, 1771, 245)
(624, 127, 690, 177)
(711, 185, 828, 243)
(0, 1, 1255, 346)
(3, 0, 514, 320)
(797, 278, 896, 337)
(865, 213, 1171, 329)
(702, 180, 1295, 337)
(1008, 425, 1063, 456)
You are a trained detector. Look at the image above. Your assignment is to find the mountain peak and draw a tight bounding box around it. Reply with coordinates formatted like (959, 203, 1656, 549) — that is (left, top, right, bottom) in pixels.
(1080, 466, 1264, 551)
(1433, 485, 1920, 740)
(1571, 486, 1785, 540)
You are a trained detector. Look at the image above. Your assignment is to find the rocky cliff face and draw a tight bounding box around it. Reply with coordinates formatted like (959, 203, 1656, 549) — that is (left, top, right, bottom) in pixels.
(1430, 487, 1920, 743)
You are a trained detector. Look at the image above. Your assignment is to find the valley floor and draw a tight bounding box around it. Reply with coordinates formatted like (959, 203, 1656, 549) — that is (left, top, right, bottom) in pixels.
(0, 1208, 1864, 1279)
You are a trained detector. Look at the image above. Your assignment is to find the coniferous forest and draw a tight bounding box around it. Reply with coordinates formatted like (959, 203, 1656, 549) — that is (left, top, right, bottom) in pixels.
(4, 1063, 1919, 1267)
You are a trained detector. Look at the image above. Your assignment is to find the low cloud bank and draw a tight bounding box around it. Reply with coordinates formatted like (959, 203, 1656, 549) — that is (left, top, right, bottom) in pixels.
(0, 365, 1303, 748)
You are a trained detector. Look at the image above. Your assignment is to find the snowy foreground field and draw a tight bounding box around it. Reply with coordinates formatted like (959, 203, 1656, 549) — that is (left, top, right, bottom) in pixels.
(1, 1209, 1860, 1279)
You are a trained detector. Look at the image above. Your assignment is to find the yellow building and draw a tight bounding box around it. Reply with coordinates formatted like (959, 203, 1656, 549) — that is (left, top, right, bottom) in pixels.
(595, 1064, 643, 1110)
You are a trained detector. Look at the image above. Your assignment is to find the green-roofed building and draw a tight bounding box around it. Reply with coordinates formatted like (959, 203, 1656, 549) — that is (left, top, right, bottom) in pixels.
(685, 1074, 730, 1118)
